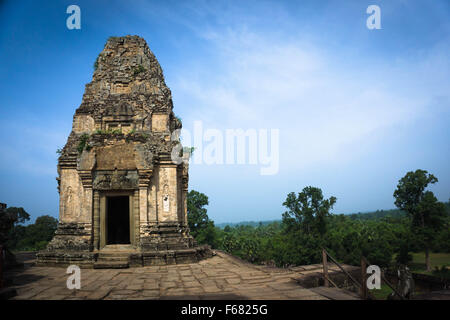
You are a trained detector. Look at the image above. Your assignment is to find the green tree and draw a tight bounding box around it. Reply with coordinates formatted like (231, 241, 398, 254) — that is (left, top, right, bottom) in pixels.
(273, 187, 337, 266)
(5, 207, 30, 225)
(393, 170, 448, 271)
(396, 241, 413, 265)
(221, 233, 238, 253)
(14, 215, 58, 251)
(282, 186, 336, 236)
(31, 215, 58, 241)
(187, 190, 217, 247)
(2, 207, 30, 246)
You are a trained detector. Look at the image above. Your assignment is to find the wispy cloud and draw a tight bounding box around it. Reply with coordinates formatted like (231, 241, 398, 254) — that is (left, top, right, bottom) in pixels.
(172, 24, 449, 170)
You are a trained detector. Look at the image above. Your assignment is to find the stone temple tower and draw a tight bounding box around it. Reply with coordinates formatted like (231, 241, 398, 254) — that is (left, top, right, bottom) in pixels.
(37, 35, 211, 268)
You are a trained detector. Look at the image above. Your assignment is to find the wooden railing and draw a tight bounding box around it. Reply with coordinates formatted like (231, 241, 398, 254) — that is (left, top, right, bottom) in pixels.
(322, 248, 367, 297)
(361, 256, 404, 300)
(322, 248, 405, 300)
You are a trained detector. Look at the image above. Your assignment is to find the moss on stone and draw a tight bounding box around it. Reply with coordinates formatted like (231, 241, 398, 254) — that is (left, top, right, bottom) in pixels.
(77, 133, 90, 153)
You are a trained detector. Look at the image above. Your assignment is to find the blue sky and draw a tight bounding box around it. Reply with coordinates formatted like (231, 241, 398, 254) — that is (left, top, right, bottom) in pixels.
(0, 0, 449, 223)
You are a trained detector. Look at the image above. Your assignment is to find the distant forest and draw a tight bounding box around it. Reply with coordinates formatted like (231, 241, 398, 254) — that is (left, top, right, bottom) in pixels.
(216, 208, 410, 228)
(217, 203, 450, 228)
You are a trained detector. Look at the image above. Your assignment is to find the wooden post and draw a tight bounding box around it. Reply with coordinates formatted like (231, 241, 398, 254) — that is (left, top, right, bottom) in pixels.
(322, 249, 329, 287)
(361, 257, 367, 299)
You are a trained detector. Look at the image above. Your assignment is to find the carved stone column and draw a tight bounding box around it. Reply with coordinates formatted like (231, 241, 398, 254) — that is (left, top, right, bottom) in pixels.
(93, 190, 100, 250)
(182, 163, 189, 226)
(133, 189, 140, 246)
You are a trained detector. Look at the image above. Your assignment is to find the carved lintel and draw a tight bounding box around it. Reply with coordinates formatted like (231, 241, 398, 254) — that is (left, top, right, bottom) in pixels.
(92, 170, 138, 190)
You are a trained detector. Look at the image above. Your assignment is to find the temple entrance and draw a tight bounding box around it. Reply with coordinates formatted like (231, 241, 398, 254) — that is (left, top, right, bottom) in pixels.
(106, 196, 130, 244)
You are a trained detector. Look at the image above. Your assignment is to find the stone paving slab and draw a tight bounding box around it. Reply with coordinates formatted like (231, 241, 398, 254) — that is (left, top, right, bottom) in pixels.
(4, 251, 358, 300)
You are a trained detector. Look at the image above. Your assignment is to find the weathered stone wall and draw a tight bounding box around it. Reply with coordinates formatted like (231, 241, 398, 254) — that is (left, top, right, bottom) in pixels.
(151, 114, 168, 132)
(72, 115, 95, 134)
(95, 142, 137, 170)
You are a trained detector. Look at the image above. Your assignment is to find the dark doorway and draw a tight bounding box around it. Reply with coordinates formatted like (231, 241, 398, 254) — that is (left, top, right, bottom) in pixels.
(107, 196, 130, 244)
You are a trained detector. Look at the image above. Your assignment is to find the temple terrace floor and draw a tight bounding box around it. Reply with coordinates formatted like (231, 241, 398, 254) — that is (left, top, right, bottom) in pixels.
(4, 251, 360, 300)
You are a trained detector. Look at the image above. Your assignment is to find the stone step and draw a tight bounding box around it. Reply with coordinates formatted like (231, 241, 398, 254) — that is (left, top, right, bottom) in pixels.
(97, 257, 129, 262)
(93, 261, 129, 269)
(101, 244, 134, 251)
(97, 252, 131, 258)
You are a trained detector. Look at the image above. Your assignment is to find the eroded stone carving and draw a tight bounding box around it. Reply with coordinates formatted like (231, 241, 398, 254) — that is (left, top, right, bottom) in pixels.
(93, 170, 139, 190)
